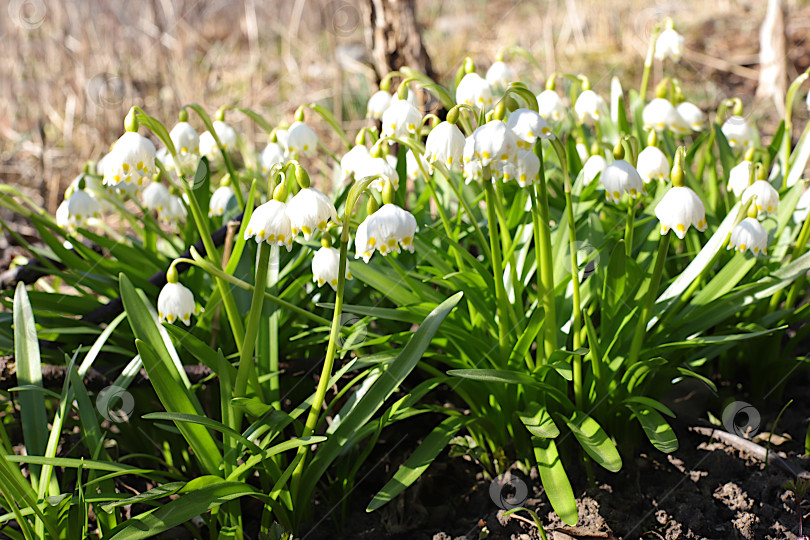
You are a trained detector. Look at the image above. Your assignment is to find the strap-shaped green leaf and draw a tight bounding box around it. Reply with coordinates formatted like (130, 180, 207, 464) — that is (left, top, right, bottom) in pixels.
(533, 437, 577, 526)
(627, 403, 679, 453)
(562, 411, 622, 472)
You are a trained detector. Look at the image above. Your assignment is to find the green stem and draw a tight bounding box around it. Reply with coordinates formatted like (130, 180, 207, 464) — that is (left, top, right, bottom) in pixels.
(628, 233, 671, 365)
(534, 142, 557, 360)
(625, 203, 635, 258)
(564, 186, 583, 409)
(234, 243, 270, 400)
(640, 26, 661, 102)
(484, 175, 511, 364)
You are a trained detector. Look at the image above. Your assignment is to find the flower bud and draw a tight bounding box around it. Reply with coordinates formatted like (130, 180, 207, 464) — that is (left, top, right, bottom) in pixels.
(493, 101, 506, 121)
(367, 195, 380, 215)
(613, 142, 625, 161)
(124, 107, 138, 132)
(273, 181, 288, 202)
(447, 106, 460, 125)
(294, 106, 305, 122)
(215, 107, 226, 121)
(295, 164, 311, 189)
(178, 109, 189, 123)
(671, 148, 685, 187)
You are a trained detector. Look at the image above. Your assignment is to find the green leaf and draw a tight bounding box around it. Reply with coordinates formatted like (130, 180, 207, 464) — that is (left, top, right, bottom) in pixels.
(714, 123, 735, 181)
(367, 415, 464, 511)
(627, 404, 679, 453)
(100, 482, 185, 512)
(519, 401, 559, 438)
(533, 437, 577, 526)
(562, 411, 621, 472)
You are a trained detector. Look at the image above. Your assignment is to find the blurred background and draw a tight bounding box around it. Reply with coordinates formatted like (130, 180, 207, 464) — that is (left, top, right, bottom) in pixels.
(2, 0, 810, 218)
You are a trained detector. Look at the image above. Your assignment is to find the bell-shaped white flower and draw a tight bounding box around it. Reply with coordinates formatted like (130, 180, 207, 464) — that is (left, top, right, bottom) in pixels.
(456, 73, 493, 110)
(286, 121, 319, 155)
(341, 145, 371, 179)
(575, 90, 607, 123)
(486, 61, 513, 91)
(142, 181, 171, 212)
(56, 200, 70, 229)
(506, 108, 555, 148)
(728, 217, 768, 255)
(536, 90, 566, 123)
(721, 116, 754, 148)
(654, 27, 685, 62)
(676, 102, 705, 132)
(169, 122, 200, 170)
(381, 99, 421, 139)
(260, 142, 286, 173)
(158, 194, 187, 225)
(655, 186, 707, 239)
(741, 180, 779, 216)
(636, 146, 669, 183)
(727, 160, 753, 198)
(425, 121, 465, 168)
(582, 154, 607, 186)
(209, 185, 235, 217)
(103, 131, 157, 189)
(366, 90, 393, 119)
(472, 121, 518, 167)
(406, 149, 430, 180)
(312, 246, 351, 290)
(793, 188, 810, 225)
(63, 188, 100, 230)
(286, 187, 338, 240)
(643, 99, 688, 133)
(356, 155, 400, 192)
(244, 199, 293, 251)
(354, 203, 417, 262)
(601, 160, 646, 203)
(462, 136, 483, 184)
(199, 120, 238, 162)
(502, 149, 540, 187)
(158, 280, 198, 325)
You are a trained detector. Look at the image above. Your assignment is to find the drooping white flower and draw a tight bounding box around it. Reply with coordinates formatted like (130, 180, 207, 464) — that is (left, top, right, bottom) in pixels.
(502, 149, 540, 187)
(727, 160, 753, 198)
(312, 246, 351, 290)
(582, 154, 607, 186)
(485, 61, 513, 91)
(381, 100, 421, 139)
(355, 156, 399, 192)
(406, 149, 430, 180)
(506, 108, 555, 148)
(636, 146, 670, 183)
(462, 136, 483, 184)
(244, 199, 293, 251)
(209, 185, 235, 217)
(63, 189, 100, 230)
(728, 217, 768, 255)
(103, 131, 157, 189)
(721, 116, 754, 148)
(354, 204, 417, 262)
(260, 142, 286, 173)
(643, 99, 688, 133)
(793, 188, 810, 225)
(340, 145, 371, 179)
(158, 281, 198, 325)
(655, 186, 707, 239)
(601, 160, 646, 203)
(199, 120, 238, 161)
(142, 181, 172, 212)
(286, 187, 338, 240)
(574, 90, 607, 123)
(676, 102, 705, 132)
(654, 27, 685, 62)
(158, 194, 187, 225)
(425, 121, 465, 168)
(169, 121, 200, 171)
(741, 180, 779, 216)
(56, 200, 70, 229)
(286, 121, 319, 155)
(366, 90, 393, 119)
(472, 121, 518, 167)
(456, 73, 493, 110)
(536, 90, 566, 123)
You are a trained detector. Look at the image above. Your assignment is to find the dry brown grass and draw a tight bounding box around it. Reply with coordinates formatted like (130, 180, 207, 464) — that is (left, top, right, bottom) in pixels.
(3, 0, 809, 216)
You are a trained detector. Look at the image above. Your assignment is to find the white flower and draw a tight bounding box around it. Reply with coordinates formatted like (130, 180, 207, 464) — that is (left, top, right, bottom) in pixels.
(209, 185, 235, 217)
(654, 27, 685, 62)
(286, 121, 319, 155)
(56, 200, 69, 229)
(199, 120, 238, 161)
(158, 281, 198, 325)
(582, 154, 607, 186)
(366, 90, 393, 119)
(142, 181, 171, 212)
(472, 121, 518, 167)
(312, 246, 352, 290)
(721, 116, 754, 148)
(655, 186, 707, 239)
(406, 149, 430, 180)
(676, 102, 705, 132)
(169, 121, 200, 170)
(601, 160, 646, 203)
(636, 146, 670, 183)
(354, 204, 417, 262)
(381, 100, 421, 139)
(506, 108, 555, 148)
(456, 73, 493, 109)
(643, 99, 688, 133)
(355, 156, 399, 192)
(503, 149, 540, 187)
(536, 90, 566, 123)
(341, 145, 371, 179)
(244, 199, 293, 250)
(425, 121, 465, 168)
(728, 217, 768, 255)
(260, 142, 286, 173)
(103, 131, 157, 189)
(741, 180, 779, 216)
(286, 187, 338, 240)
(574, 90, 607, 123)
(462, 136, 483, 184)
(576, 142, 589, 163)
(275, 128, 289, 150)
(793, 188, 810, 225)
(727, 160, 753, 198)
(486, 61, 513, 91)
(158, 195, 187, 225)
(63, 189, 100, 230)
